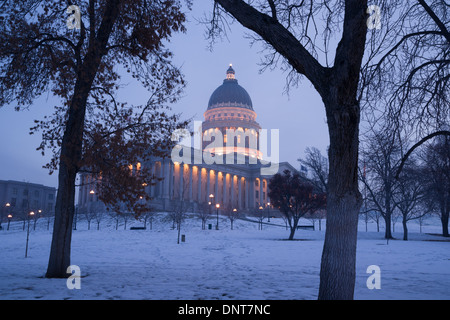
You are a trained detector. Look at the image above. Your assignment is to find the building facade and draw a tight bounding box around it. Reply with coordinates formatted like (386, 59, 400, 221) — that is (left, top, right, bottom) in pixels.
(0, 180, 56, 218)
(78, 66, 298, 213)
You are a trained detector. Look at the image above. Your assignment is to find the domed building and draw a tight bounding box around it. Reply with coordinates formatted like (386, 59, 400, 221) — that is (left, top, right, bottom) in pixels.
(202, 65, 262, 161)
(78, 65, 297, 215)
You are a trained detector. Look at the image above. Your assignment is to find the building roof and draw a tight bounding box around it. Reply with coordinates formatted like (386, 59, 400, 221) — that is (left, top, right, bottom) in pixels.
(207, 65, 254, 111)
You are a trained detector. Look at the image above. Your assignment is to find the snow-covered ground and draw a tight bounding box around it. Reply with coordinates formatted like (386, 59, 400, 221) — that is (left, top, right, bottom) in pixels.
(0, 213, 449, 300)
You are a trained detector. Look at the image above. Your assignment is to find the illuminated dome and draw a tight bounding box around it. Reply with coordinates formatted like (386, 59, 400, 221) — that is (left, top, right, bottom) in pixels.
(207, 65, 253, 111)
(202, 65, 262, 161)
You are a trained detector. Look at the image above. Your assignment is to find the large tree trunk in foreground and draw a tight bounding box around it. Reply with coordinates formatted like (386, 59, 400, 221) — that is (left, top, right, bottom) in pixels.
(208, 0, 368, 299)
(45, 83, 90, 278)
(45, 1, 121, 278)
(441, 210, 449, 237)
(318, 101, 363, 300)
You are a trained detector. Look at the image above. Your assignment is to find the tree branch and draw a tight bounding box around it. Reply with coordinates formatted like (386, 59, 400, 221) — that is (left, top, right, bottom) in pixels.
(395, 130, 450, 179)
(417, 0, 450, 43)
(214, 0, 327, 94)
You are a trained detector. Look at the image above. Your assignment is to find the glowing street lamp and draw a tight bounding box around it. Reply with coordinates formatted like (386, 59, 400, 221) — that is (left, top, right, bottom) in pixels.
(267, 202, 271, 222)
(209, 194, 214, 214)
(215, 203, 220, 230)
(259, 206, 264, 230)
(3, 203, 11, 230)
(7, 214, 12, 231)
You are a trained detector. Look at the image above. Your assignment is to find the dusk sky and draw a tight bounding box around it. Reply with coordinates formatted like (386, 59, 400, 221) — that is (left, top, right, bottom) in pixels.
(0, 2, 328, 189)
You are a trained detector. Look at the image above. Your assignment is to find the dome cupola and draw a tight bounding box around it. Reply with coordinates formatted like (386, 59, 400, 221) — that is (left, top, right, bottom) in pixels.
(202, 65, 262, 161)
(207, 64, 254, 111)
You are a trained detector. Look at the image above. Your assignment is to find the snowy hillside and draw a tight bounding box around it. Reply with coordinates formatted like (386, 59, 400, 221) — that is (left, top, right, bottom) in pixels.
(0, 213, 449, 300)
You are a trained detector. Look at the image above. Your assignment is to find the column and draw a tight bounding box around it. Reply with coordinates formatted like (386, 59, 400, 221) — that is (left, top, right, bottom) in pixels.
(230, 175, 235, 208)
(206, 169, 211, 201)
(197, 167, 202, 203)
(238, 177, 242, 209)
(223, 173, 228, 207)
(215, 172, 219, 201)
(163, 160, 170, 199)
(260, 178, 264, 206)
(248, 177, 255, 209)
(188, 165, 193, 201)
(167, 160, 175, 199)
(179, 164, 184, 199)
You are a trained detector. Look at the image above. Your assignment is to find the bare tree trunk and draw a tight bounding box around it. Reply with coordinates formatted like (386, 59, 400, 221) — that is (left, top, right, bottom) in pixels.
(212, 0, 367, 300)
(288, 227, 296, 240)
(384, 213, 393, 239)
(441, 209, 449, 237)
(402, 217, 408, 241)
(318, 101, 363, 300)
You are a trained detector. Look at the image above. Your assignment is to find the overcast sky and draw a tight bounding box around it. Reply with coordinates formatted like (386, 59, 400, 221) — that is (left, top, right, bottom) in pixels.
(0, 2, 329, 189)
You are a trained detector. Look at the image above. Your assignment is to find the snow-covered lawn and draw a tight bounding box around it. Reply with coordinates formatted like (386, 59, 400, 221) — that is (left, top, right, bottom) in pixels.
(0, 214, 448, 300)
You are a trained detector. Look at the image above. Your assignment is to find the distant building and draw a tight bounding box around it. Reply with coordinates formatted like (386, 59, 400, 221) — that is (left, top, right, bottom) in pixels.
(0, 180, 56, 217)
(78, 65, 299, 213)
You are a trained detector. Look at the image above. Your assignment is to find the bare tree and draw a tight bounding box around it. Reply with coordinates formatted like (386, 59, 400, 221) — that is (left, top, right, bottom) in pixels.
(44, 209, 55, 231)
(250, 206, 266, 231)
(197, 202, 212, 230)
(224, 206, 240, 230)
(420, 136, 450, 236)
(298, 147, 329, 193)
(83, 204, 96, 231)
(360, 128, 403, 239)
(206, 0, 372, 299)
(109, 210, 121, 231)
(141, 210, 157, 230)
(168, 171, 192, 243)
(395, 162, 428, 240)
(362, 0, 449, 177)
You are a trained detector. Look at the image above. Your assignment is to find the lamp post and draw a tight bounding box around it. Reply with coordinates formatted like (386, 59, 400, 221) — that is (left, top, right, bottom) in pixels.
(259, 205, 264, 230)
(25, 211, 35, 258)
(209, 194, 214, 215)
(215, 203, 220, 230)
(7, 214, 12, 231)
(267, 202, 271, 222)
(3, 203, 11, 230)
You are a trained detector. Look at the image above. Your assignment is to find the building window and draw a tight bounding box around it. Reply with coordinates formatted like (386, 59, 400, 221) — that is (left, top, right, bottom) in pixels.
(48, 194, 54, 200)
(12, 188, 17, 195)
(22, 199, 28, 208)
(255, 190, 259, 199)
(23, 189, 28, 196)
(10, 198, 16, 206)
(34, 190, 40, 198)
(255, 179, 259, 187)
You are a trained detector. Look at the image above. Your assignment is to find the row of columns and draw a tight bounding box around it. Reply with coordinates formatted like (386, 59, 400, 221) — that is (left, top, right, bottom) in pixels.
(149, 160, 269, 210)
